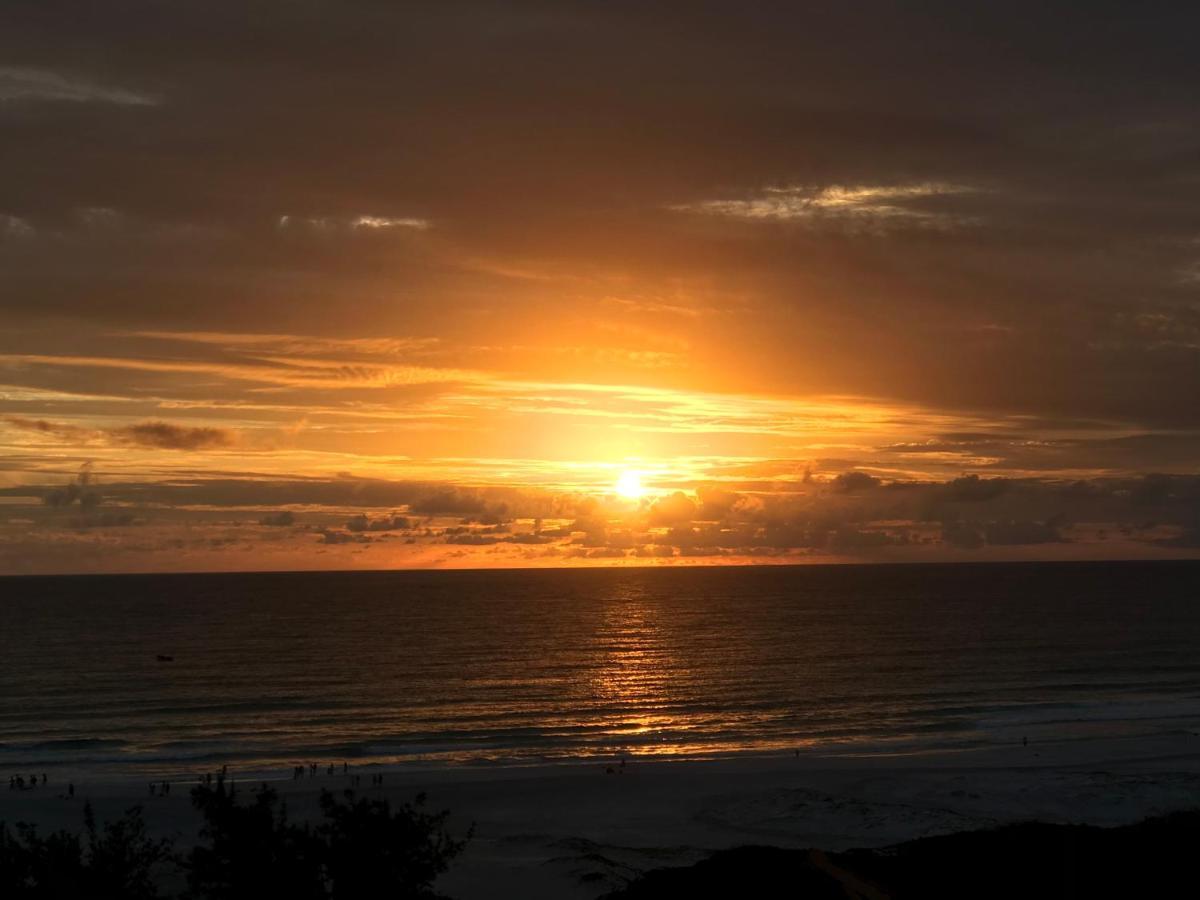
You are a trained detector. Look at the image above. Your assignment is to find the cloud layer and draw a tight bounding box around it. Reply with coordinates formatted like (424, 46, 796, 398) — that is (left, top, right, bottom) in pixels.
(3, 3, 1200, 571)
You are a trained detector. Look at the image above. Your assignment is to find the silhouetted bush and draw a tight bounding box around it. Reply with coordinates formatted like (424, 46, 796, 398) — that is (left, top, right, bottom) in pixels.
(185, 779, 468, 899)
(185, 781, 324, 900)
(316, 790, 468, 899)
(1, 782, 468, 899)
(0, 804, 172, 899)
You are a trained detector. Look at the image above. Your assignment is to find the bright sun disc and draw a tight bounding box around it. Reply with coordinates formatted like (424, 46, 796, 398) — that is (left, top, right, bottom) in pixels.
(615, 470, 645, 499)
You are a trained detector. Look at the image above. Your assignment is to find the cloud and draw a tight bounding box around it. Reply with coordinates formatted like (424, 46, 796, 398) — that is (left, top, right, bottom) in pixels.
(942, 475, 1009, 502)
(984, 519, 1064, 545)
(0, 214, 34, 238)
(408, 487, 487, 513)
(5, 415, 93, 441)
(346, 513, 410, 532)
(112, 421, 232, 450)
(277, 214, 431, 232)
(0, 352, 479, 390)
(6, 415, 232, 451)
(0, 67, 157, 105)
(670, 183, 977, 230)
(832, 471, 881, 492)
(648, 491, 698, 525)
(128, 330, 440, 358)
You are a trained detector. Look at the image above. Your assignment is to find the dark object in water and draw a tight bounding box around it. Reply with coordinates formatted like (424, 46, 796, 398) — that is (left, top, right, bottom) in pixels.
(156, 654, 175, 662)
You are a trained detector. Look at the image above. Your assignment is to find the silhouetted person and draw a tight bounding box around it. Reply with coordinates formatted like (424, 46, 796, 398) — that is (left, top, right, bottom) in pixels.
(343, 762, 348, 775)
(1023, 736, 1028, 747)
(67, 782, 75, 799)
(41, 773, 47, 785)
(150, 783, 157, 796)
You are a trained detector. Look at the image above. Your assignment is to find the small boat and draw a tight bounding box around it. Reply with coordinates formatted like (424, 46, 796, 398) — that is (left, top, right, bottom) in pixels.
(156, 654, 175, 662)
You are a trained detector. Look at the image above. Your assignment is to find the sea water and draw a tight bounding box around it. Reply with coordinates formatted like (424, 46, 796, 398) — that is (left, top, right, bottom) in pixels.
(2, 561, 1199, 779)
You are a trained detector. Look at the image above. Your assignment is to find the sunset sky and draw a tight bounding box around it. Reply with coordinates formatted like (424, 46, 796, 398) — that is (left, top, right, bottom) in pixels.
(3, 2, 1200, 573)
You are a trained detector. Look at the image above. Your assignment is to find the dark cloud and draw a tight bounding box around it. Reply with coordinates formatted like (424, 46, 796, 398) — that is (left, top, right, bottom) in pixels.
(346, 513, 410, 532)
(41, 462, 100, 510)
(409, 488, 490, 516)
(5, 416, 92, 441)
(984, 519, 1064, 546)
(112, 420, 232, 450)
(832, 471, 881, 493)
(6, 415, 233, 451)
(943, 475, 1009, 503)
(3, 3, 1200, 430)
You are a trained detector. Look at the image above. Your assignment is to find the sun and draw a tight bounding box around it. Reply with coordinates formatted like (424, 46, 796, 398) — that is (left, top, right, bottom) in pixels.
(615, 469, 646, 500)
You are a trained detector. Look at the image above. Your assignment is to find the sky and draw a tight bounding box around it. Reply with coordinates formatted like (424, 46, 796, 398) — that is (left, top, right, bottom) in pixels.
(3, 2, 1200, 574)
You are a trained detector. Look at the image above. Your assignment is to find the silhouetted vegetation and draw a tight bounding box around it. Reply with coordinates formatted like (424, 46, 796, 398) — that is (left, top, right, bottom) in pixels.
(0, 780, 468, 899)
(0, 804, 172, 899)
(186, 779, 468, 899)
(605, 810, 1200, 899)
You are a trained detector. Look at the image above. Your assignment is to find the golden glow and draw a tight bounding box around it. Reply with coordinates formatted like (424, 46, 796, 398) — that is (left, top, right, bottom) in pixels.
(615, 469, 646, 499)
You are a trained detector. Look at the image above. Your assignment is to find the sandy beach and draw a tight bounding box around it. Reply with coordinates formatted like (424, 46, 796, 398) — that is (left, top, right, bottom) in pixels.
(6, 732, 1200, 898)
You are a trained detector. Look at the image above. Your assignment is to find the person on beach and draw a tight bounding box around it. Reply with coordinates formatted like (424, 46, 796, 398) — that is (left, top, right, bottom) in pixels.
(67, 782, 74, 799)
(343, 762, 348, 775)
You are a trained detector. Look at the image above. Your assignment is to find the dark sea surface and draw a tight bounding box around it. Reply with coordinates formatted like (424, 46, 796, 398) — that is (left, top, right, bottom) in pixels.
(2, 561, 1200, 778)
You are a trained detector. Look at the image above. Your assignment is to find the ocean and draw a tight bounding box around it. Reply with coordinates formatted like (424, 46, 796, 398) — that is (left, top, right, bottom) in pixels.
(2, 561, 1199, 780)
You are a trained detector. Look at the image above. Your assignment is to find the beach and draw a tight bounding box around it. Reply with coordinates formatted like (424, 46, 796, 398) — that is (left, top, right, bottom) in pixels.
(7, 732, 1200, 898)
